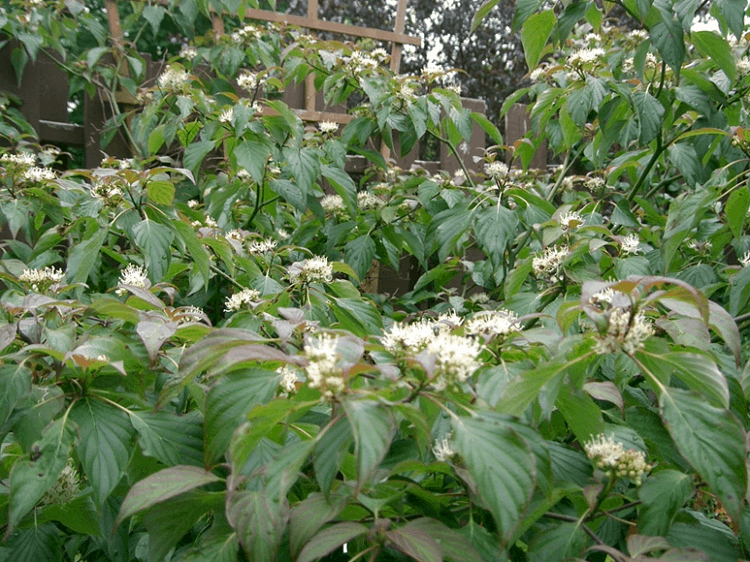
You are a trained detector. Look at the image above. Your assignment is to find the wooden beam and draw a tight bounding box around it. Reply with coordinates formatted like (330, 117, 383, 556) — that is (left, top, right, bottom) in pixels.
(259, 107, 353, 124)
(390, 0, 409, 73)
(241, 8, 421, 46)
(104, 0, 124, 50)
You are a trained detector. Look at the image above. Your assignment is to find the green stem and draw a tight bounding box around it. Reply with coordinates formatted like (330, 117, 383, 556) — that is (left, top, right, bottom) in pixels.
(626, 135, 665, 204)
(426, 130, 475, 188)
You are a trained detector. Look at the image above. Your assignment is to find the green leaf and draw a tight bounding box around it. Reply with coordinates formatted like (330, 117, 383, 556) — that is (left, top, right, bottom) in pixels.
(227, 490, 288, 562)
(290, 492, 348, 558)
(9, 417, 76, 530)
(142, 5, 166, 34)
(640, 349, 728, 408)
(660, 389, 747, 521)
(172, 219, 211, 289)
(69, 399, 135, 508)
(137, 319, 177, 363)
(285, 146, 320, 198)
(297, 522, 369, 562)
(566, 86, 592, 127)
(716, 0, 746, 39)
(472, 112, 503, 144)
(344, 235, 376, 281)
(313, 417, 353, 496)
(521, 10, 556, 69)
(234, 139, 271, 184)
(183, 140, 216, 175)
(527, 522, 587, 562)
(512, 0, 546, 31)
(555, 385, 605, 445)
(638, 469, 694, 535)
(386, 526, 442, 562)
(130, 410, 204, 466)
(3, 524, 61, 562)
(143, 491, 224, 562)
(428, 204, 472, 263)
(474, 206, 517, 267)
(66, 227, 107, 285)
(633, 91, 664, 144)
(116, 465, 221, 528)
(452, 413, 536, 545)
(472, 0, 502, 32)
(692, 30, 735, 82)
(342, 399, 394, 486)
(321, 164, 356, 213)
(146, 179, 175, 206)
(496, 354, 593, 416)
(651, 19, 685, 75)
(401, 518, 485, 562)
(132, 218, 174, 284)
(729, 266, 750, 316)
(204, 369, 280, 465)
(725, 186, 749, 240)
(38, 495, 100, 536)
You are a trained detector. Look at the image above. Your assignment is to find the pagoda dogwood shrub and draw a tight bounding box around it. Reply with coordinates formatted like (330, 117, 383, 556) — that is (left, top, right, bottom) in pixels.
(0, 0, 749, 561)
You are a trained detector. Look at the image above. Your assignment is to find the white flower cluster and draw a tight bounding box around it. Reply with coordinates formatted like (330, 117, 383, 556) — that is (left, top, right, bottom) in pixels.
(594, 307, 654, 355)
(158, 66, 190, 91)
(382, 318, 445, 355)
(558, 211, 585, 231)
(248, 238, 277, 255)
(277, 365, 300, 397)
(591, 287, 616, 305)
(432, 434, 455, 462)
(18, 266, 64, 291)
(464, 310, 520, 339)
(237, 71, 258, 92)
(22, 166, 56, 182)
(357, 191, 384, 210)
(484, 161, 509, 181)
(91, 179, 123, 202)
(187, 199, 199, 209)
(179, 45, 198, 60)
(425, 333, 483, 390)
(288, 256, 334, 285)
(620, 234, 641, 255)
(219, 107, 234, 123)
(737, 57, 750, 75)
(303, 333, 346, 397)
(347, 51, 378, 73)
(628, 29, 649, 41)
(584, 434, 651, 486)
(1, 152, 35, 167)
(117, 264, 148, 295)
(224, 288, 260, 312)
(622, 53, 659, 73)
(231, 24, 263, 43)
(740, 250, 750, 268)
(371, 48, 389, 61)
(584, 176, 606, 193)
(175, 305, 206, 323)
(319, 121, 339, 134)
(532, 246, 568, 282)
(470, 292, 490, 304)
(321, 194, 348, 218)
(40, 461, 80, 506)
(225, 229, 244, 243)
(568, 47, 606, 66)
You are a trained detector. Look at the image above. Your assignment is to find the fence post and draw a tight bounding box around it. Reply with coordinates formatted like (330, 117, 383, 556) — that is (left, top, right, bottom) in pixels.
(439, 97, 486, 176)
(504, 103, 547, 169)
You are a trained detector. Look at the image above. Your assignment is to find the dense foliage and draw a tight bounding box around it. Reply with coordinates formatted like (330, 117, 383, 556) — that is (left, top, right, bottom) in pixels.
(1, 0, 750, 561)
